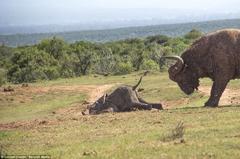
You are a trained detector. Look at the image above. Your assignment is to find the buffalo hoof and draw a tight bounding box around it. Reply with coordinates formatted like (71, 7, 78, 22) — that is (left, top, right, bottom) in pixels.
(152, 104, 163, 110)
(204, 102, 218, 108)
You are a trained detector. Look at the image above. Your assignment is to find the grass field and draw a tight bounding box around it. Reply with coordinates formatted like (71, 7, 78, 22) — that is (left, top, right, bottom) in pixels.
(1, 71, 240, 159)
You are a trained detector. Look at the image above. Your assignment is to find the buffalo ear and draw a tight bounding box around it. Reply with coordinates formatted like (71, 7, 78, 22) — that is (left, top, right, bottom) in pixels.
(182, 64, 188, 71)
(103, 94, 107, 104)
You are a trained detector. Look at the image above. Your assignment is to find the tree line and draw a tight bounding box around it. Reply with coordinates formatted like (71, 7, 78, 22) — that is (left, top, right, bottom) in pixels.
(0, 29, 202, 85)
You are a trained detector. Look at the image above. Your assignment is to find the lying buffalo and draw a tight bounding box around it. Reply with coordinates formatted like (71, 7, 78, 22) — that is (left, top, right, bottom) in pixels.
(163, 29, 240, 107)
(83, 72, 162, 115)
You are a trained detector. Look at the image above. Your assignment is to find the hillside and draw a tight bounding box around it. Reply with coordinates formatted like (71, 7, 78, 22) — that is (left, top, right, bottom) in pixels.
(1, 19, 240, 47)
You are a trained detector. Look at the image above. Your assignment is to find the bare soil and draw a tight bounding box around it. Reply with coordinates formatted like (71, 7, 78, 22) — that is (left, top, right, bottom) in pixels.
(0, 84, 114, 130)
(198, 86, 240, 106)
(1, 84, 240, 130)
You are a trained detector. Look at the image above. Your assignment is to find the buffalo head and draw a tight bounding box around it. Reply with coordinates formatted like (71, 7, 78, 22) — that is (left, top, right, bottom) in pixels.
(88, 94, 108, 114)
(162, 56, 199, 95)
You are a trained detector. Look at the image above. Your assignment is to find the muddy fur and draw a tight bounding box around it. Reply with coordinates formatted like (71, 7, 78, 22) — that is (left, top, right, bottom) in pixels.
(166, 29, 240, 107)
(83, 72, 162, 115)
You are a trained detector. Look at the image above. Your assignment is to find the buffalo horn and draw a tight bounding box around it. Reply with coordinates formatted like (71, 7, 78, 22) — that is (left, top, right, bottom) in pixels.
(161, 55, 184, 73)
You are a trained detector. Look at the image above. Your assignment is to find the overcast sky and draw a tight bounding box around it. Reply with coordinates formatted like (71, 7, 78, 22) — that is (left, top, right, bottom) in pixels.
(2, 0, 239, 9)
(1, 0, 240, 26)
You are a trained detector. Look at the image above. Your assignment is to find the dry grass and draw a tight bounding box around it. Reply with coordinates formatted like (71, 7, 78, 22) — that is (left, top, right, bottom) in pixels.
(161, 121, 185, 142)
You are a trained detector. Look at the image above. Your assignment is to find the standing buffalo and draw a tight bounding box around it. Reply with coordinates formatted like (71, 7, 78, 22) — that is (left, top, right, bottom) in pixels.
(163, 29, 240, 107)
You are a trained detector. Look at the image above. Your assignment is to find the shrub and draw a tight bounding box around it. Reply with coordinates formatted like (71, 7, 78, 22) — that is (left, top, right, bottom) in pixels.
(165, 38, 189, 55)
(0, 68, 6, 86)
(146, 35, 170, 44)
(37, 37, 68, 59)
(43, 67, 60, 80)
(114, 62, 133, 75)
(184, 29, 203, 40)
(7, 47, 60, 83)
(141, 59, 159, 70)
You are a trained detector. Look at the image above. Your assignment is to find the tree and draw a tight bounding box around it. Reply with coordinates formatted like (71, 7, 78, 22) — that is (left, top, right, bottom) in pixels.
(114, 61, 133, 75)
(0, 44, 14, 68)
(146, 43, 173, 71)
(37, 37, 68, 59)
(0, 68, 6, 86)
(184, 29, 203, 40)
(71, 41, 97, 75)
(7, 47, 60, 83)
(94, 46, 116, 75)
(146, 35, 170, 45)
(58, 53, 76, 78)
(141, 59, 159, 70)
(165, 38, 189, 55)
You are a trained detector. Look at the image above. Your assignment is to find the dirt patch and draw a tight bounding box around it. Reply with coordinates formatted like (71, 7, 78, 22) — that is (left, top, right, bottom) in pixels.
(0, 84, 114, 130)
(198, 86, 240, 106)
(162, 98, 190, 109)
(55, 84, 114, 117)
(0, 119, 58, 130)
(0, 84, 114, 106)
(88, 85, 115, 103)
(162, 85, 240, 108)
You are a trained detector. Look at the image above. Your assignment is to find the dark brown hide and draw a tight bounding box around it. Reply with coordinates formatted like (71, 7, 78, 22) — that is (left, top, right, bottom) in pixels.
(83, 73, 162, 115)
(167, 29, 240, 107)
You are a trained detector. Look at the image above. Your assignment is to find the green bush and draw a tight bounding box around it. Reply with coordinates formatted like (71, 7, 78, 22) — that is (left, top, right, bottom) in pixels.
(1, 32, 194, 83)
(7, 47, 60, 83)
(146, 35, 170, 44)
(59, 54, 76, 78)
(141, 59, 159, 70)
(184, 29, 203, 40)
(0, 68, 6, 86)
(165, 38, 188, 55)
(71, 41, 97, 75)
(43, 67, 60, 80)
(60, 67, 75, 78)
(114, 62, 133, 75)
(37, 37, 68, 59)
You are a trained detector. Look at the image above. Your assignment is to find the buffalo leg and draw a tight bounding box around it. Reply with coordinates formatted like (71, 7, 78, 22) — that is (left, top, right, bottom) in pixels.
(132, 102, 152, 110)
(100, 104, 119, 113)
(99, 107, 115, 113)
(138, 97, 162, 110)
(204, 79, 229, 107)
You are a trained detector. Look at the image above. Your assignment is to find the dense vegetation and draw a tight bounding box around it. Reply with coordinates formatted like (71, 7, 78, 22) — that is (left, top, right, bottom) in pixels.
(0, 19, 240, 47)
(0, 29, 202, 84)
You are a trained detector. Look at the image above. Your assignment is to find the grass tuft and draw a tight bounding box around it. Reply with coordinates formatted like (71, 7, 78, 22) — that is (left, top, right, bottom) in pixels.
(161, 121, 185, 142)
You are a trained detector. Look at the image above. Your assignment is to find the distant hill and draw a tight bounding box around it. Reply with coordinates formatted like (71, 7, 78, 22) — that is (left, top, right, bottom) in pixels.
(0, 19, 240, 47)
